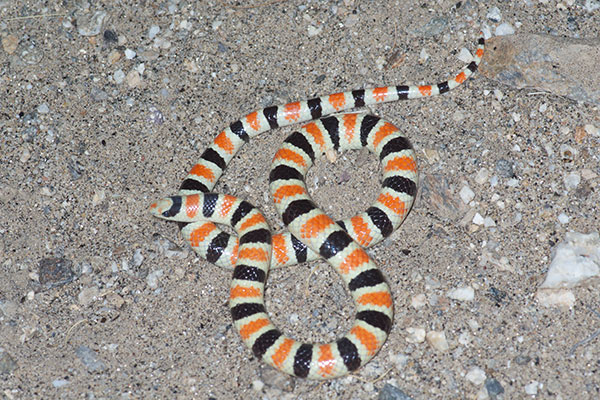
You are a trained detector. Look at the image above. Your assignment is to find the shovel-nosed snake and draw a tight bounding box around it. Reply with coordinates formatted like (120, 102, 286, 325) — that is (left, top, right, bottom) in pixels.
(150, 35, 484, 380)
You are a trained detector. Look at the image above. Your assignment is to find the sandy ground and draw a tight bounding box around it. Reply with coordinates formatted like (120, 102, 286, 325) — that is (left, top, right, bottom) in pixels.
(1, 0, 600, 399)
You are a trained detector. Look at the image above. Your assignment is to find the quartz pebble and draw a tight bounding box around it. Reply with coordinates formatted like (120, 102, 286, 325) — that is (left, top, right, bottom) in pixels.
(1, 34, 19, 54)
(77, 11, 107, 36)
(540, 232, 600, 289)
(495, 23, 515, 36)
(147, 269, 164, 289)
(405, 327, 426, 343)
(75, 345, 107, 373)
(459, 185, 475, 204)
(447, 286, 475, 301)
(426, 331, 449, 352)
(466, 367, 486, 385)
(524, 381, 539, 395)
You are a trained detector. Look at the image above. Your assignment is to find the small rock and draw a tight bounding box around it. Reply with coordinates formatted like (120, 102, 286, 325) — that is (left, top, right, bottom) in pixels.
(148, 25, 161, 40)
(475, 168, 489, 185)
(411, 294, 427, 309)
(75, 346, 106, 373)
(153, 233, 189, 259)
(126, 70, 142, 88)
(0, 300, 18, 318)
(37, 103, 49, 114)
(0, 349, 17, 374)
(457, 48, 473, 63)
(563, 172, 581, 190)
(540, 232, 600, 288)
(38, 258, 75, 289)
(52, 379, 69, 388)
(495, 23, 515, 36)
(535, 289, 575, 307)
(108, 49, 121, 64)
(103, 29, 118, 43)
(252, 379, 264, 392)
(472, 213, 484, 225)
(378, 383, 414, 400)
(2, 34, 19, 54)
(524, 381, 539, 395)
(113, 69, 125, 84)
(77, 11, 107, 36)
(405, 327, 426, 343)
(20, 147, 31, 163)
(78, 286, 100, 306)
(307, 25, 322, 37)
(486, 6, 502, 22)
(557, 213, 570, 224)
(125, 48, 136, 59)
(485, 378, 505, 397)
(584, 123, 599, 136)
(147, 269, 164, 289)
(466, 367, 486, 385)
(447, 286, 475, 301)
(132, 249, 144, 267)
(426, 331, 449, 352)
(459, 185, 475, 204)
(495, 159, 514, 178)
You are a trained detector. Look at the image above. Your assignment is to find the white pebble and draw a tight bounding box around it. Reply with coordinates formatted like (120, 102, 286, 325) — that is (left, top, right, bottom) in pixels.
(459, 185, 475, 204)
(147, 269, 164, 289)
(506, 178, 519, 187)
(539, 103, 548, 113)
(457, 47, 473, 63)
(37, 103, 49, 114)
(584, 123, 599, 136)
(540, 232, 600, 289)
(483, 217, 496, 227)
(486, 6, 502, 22)
(307, 25, 322, 36)
(411, 294, 427, 309)
(493, 89, 504, 101)
(124, 48, 136, 59)
(148, 25, 160, 39)
(78, 286, 99, 306)
(405, 327, 426, 343)
(557, 213, 570, 224)
(251, 380, 264, 392)
(472, 213, 484, 225)
(419, 48, 430, 62)
(113, 69, 125, 84)
(52, 379, 70, 388)
(535, 289, 575, 307)
(474, 168, 489, 185)
(512, 112, 521, 122)
(447, 286, 475, 301)
(495, 23, 515, 36)
(426, 331, 449, 352)
(524, 381, 539, 395)
(563, 172, 580, 190)
(466, 367, 487, 385)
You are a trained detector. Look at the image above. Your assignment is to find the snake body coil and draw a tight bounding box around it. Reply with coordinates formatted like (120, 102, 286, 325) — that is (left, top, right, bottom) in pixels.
(150, 36, 484, 379)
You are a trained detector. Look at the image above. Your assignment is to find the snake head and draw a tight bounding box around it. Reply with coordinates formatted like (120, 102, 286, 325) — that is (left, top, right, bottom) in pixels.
(149, 196, 182, 219)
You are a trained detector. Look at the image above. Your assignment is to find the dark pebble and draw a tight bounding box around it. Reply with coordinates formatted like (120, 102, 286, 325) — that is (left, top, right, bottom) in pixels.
(0, 350, 17, 374)
(485, 378, 505, 398)
(103, 29, 118, 43)
(495, 159, 514, 178)
(39, 258, 75, 289)
(379, 383, 414, 400)
(75, 345, 107, 373)
(514, 354, 531, 365)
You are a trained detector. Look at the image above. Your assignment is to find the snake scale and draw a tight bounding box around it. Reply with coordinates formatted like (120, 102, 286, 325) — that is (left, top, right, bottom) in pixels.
(150, 35, 485, 380)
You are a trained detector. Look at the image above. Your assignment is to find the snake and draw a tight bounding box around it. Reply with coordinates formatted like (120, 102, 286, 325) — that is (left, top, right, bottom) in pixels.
(150, 35, 485, 380)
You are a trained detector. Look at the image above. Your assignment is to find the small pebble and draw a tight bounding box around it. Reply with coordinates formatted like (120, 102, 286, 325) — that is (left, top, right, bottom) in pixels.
(536, 289, 575, 307)
(457, 48, 473, 63)
(447, 286, 475, 301)
(77, 11, 107, 36)
(486, 7, 502, 22)
(472, 213, 484, 225)
(405, 327, 426, 343)
(584, 123, 599, 136)
(147, 269, 164, 289)
(75, 345, 107, 373)
(307, 25, 322, 36)
(557, 213, 570, 224)
(252, 379, 265, 392)
(52, 379, 70, 388)
(466, 367, 487, 385)
(148, 25, 160, 40)
(126, 70, 142, 88)
(474, 168, 489, 185)
(78, 286, 100, 306)
(125, 48, 136, 59)
(113, 69, 125, 84)
(484, 217, 496, 227)
(495, 23, 515, 36)
(459, 185, 475, 204)
(410, 294, 427, 308)
(485, 378, 505, 397)
(378, 383, 414, 400)
(38, 258, 75, 289)
(563, 172, 580, 190)
(103, 29, 118, 43)
(2, 34, 19, 54)
(0, 350, 17, 374)
(524, 381, 539, 395)
(495, 159, 514, 178)
(37, 103, 49, 114)
(426, 330, 449, 352)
